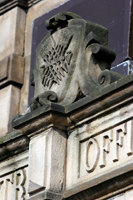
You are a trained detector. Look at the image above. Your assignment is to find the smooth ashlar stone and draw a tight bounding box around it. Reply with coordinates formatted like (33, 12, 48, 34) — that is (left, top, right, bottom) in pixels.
(0, 85, 20, 136)
(0, 7, 26, 61)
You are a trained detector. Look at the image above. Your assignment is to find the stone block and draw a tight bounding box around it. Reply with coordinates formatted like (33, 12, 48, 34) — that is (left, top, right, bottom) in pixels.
(64, 101, 133, 199)
(0, 7, 26, 61)
(125, 189, 133, 200)
(0, 151, 29, 200)
(19, 55, 31, 115)
(8, 54, 24, 85)
(28, 128, 67, 196)
(0, 54, 24, 88)
(12, 72, 133, 199)
(109, 194, 124, 200)
(0, 85, 20, 136)
(0, 0, 45, 15)
(0, 57, 8, 81)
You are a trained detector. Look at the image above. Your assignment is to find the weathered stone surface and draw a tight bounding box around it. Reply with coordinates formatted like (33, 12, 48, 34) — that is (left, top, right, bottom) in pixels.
(12, 103, 68, 135)
(0, 131, 29, 161)
(0, 151, 29, 200)
(64, 101, 133, 199)
(12, 73, 133, 134)
(0, 150, 28, 177)
(19, 55, 31, 115)
(25, 0, 70, 57)
(27, 190, 62, 200)
(0, 57, 8, 81)
(0, 54, 24, 88)
(125, 189, 133, 200)
(0, 7, 26, 61)
(19, 0, 69, 114)
(106, 189, 133, 200)
(64, 170, 133, 200)
(12, 72, 133, 199)
(28, 128, 67, 196)
(30, 12, 126, 110)
(0, 85, 20, 136)
(0, 169, 28, 200)
(9, 8, 133, 200)
(0, 0, 47, 15)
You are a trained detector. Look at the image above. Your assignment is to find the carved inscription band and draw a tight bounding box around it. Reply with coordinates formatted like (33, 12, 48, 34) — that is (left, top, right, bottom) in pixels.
(85, 120, 133, 173)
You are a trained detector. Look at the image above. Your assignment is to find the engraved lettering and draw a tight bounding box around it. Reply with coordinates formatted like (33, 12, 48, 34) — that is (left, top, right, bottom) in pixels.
(127, 120, 133, 156)
(0, 175, 13, 200)
(14, 170, 26, 200)
(85, 138, 99, 172)
(0, 169, 26, 200)
(84, 121, 133, 174)
(112, 124, 126, 162)
(99, 131, 113, 168)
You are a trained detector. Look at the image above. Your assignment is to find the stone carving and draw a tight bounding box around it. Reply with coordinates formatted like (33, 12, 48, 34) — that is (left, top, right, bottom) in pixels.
(82, 122, 130, 174)
(85, 138, 99, 173)
(0, 169, 26, 200)
(30, 11, 124, 111)
(84, 122, 129, 173)
(65, 117, 133, 199)
(40, 34, 73, 89)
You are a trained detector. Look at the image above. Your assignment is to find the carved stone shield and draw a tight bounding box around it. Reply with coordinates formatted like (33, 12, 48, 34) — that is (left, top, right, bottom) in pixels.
(31, 12, 122, 110)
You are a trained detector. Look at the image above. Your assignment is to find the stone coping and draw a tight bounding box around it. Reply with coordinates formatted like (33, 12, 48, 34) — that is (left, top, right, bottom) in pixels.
(12, 73, 133, 134)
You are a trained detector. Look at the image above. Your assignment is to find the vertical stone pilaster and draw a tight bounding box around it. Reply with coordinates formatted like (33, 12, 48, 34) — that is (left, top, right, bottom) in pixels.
(27, 128, 67, 200)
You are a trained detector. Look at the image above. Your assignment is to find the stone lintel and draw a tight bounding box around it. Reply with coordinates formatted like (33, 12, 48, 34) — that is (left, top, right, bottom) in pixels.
(0, 0, 41, 15)
(0, 54, 24, 88)
(12, 73, 133, 135)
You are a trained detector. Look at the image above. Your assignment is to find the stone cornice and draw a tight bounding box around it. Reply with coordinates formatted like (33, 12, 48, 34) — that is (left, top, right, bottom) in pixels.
(0, 130, 29, 161)
(0, 0, 42, 14)
(12, 73, 133, 136)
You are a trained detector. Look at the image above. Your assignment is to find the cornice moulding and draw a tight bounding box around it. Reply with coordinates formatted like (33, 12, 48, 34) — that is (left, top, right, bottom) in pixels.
(12, 73, 133, 135)
(0, 0, 42, 14)
(0, 130, 29, 161)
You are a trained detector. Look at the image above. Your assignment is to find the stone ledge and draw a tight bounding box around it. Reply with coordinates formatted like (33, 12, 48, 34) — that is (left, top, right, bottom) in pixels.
(0, 0, 42, 15)
(63, 170, 133, 200)
(12, 73, 133, 134)
(0, 130, 29, 161)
